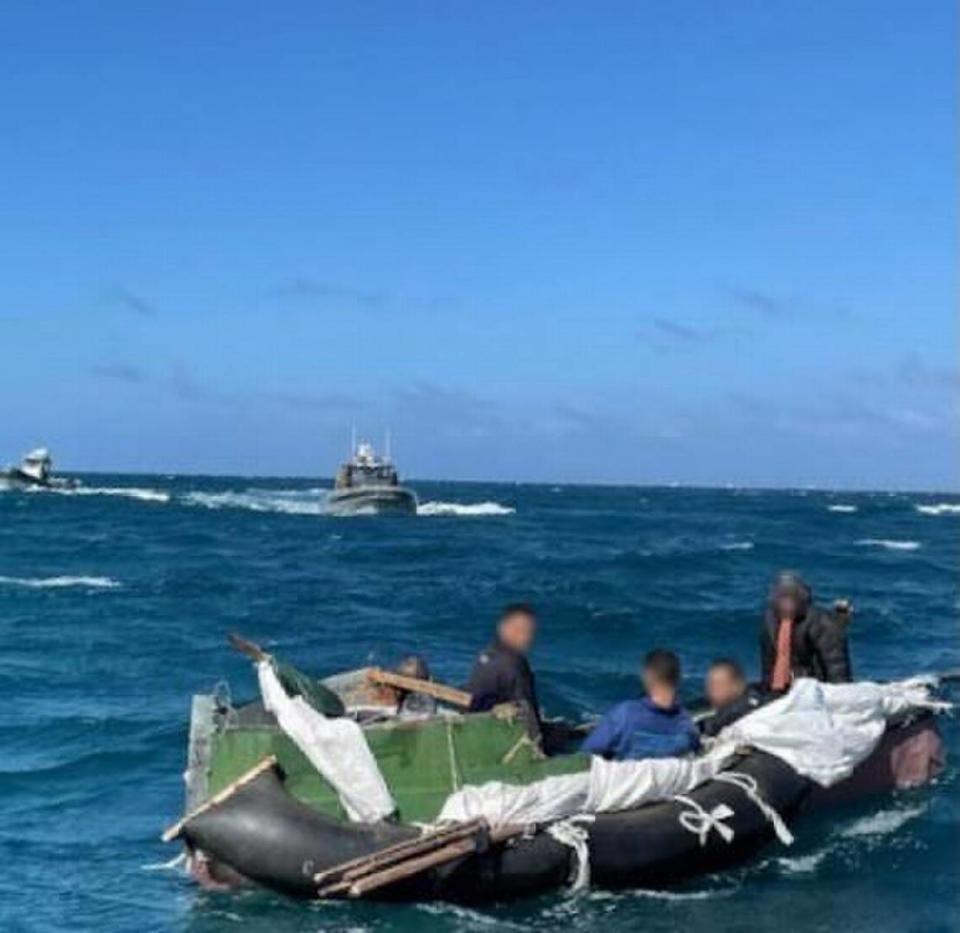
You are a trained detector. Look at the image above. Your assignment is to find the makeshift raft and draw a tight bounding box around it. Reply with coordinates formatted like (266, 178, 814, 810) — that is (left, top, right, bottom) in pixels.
(165, 657, 947, 903)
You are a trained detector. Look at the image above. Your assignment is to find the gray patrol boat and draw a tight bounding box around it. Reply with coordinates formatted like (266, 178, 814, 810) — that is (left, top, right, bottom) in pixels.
(327, 438, 418, 516)
(0, 447, 78, 490)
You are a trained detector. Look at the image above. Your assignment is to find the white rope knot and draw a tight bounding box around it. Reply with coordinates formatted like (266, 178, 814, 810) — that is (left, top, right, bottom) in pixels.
(714, 771, 794, 846)
(547, 815, 596, 891)
(674, 795, 736, 847)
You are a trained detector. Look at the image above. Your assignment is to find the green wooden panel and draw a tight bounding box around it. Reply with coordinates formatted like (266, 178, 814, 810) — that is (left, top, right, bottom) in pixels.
(207, 713, 588, 823)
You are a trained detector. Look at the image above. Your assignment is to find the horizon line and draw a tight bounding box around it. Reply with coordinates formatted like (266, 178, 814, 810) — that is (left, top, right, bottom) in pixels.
(57, 468, 960, 497)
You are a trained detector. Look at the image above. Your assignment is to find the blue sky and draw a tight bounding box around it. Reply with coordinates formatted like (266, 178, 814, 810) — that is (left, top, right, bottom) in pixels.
(1, 1, 956, 488)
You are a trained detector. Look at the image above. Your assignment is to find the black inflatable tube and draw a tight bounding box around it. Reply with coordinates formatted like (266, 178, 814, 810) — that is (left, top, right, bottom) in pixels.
(181, 768, 416, 898)
(181, 750, 811, 902)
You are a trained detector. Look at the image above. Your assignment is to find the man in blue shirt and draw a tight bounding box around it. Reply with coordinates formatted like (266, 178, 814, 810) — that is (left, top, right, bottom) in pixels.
(581, 648, 700, 761)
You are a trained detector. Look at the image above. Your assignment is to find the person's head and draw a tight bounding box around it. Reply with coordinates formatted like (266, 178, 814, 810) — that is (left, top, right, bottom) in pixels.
(377, 655, 432, 707)
(497, 602, 538, 654)
(642, 648, 682, 705)
(706, 658, 747, 710)
(395, 654, 430, 682)
(768, 571, 812, 621)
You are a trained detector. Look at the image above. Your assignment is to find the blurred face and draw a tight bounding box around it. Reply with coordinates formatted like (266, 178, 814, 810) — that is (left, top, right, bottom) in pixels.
(498, 611, 536, 654)
(641, 669, 658, 696)
(775, 593, 799, 620)
(706, 666, 746, 709)
(641, 668, 675, 701)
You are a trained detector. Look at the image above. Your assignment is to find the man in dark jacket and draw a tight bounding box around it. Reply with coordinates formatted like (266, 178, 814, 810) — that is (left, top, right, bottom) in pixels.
(466, 603, 543, 746)
(761, 571, 852, 691)
(699, 657, 763, 738)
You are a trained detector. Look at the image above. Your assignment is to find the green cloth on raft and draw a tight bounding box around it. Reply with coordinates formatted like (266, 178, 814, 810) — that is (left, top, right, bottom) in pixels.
(274, 661, 346, 718)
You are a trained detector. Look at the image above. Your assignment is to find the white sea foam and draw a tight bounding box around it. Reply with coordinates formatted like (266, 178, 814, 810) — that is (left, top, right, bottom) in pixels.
(38, 485, 170, 503)
(417, 501, 516, 517)
(915, 502, 960, 516)
(415, 902, 529, 929)
(182, 490, 515, 518)
(827, 504, 858, 513)
(140, 852, 187, 872)
(600, 886, 734, 902)
(856, 539, 921, 551)
(841, 804, 927, 838)
(182, 490, 325, 516)
(0, 575, 121, 589)
(720, 540, 754, 551)
(776, 851, 827, 874)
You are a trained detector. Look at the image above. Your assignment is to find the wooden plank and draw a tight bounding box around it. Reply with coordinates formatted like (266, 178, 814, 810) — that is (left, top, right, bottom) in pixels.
(338, 822, 483, 883)
(161, 755, 278, 842)
(346, 837, 479, 897)
(317, 821, 528, 898)
(314, 818, 485, 888)
(367, 667, 472, 709)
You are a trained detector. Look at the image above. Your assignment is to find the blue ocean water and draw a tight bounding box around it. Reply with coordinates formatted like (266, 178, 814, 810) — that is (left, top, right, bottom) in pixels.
(1, 477, 958, 933)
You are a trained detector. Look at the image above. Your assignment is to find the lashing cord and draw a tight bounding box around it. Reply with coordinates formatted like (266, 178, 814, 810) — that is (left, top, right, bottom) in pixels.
(674, 770, 794, 847)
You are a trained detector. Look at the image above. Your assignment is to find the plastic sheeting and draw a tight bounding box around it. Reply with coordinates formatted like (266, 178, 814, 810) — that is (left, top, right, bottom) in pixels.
(436, 745, 732, 828)
(257, 661, 395, 823)
(721, 675, 947, 787)
(436, 677, 946, 830)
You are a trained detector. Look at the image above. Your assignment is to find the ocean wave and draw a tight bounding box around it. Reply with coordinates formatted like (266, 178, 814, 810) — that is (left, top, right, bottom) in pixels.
(417, 500, 516, 517)
(0, 575, 121, 589)
(915, 503, 960, 516)
(181, 491, 516, 518)
(827, 504, 858, 513)
(776, 851, 827, 874)
(182, 490, 325, 516)
(841, 804, 927, 838)
(719, 540, 754, 551)
(141, 853, 187, 873)
(39, 485, 170, 503)
(589, 885, 736, 903)
(856, 539, 921, 551)
(415, 902, 529, 929)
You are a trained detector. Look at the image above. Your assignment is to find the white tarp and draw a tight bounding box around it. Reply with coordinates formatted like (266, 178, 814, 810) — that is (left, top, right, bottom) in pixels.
(721, 676, 944, 786)
(436, 677, 945, 830)
(257, 661, 395, 822)
(436, 751, 730, 827)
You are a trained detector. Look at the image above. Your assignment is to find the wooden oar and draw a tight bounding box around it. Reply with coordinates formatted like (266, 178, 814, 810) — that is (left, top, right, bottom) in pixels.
(228, 632, 270, 662)
(367, 667, 472, 709)
(227, 635, 472, 709)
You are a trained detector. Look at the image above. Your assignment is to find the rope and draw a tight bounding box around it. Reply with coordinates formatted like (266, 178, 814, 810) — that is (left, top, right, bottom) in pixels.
(714, 771, 794, 846)
(674, 795, 736, 846)
(500, 732, 538, 764)
(445, 719, 462, 791)
(546, 816, 596, 891)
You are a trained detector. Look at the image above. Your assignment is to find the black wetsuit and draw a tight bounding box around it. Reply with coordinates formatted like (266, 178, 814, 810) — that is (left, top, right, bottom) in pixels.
(760, 573, 852, 688)
(699, 688, 765, 738)
(466, 639, 542, 746)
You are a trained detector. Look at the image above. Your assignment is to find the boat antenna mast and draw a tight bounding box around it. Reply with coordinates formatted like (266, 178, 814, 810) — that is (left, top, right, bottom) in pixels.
(350, 425, 357, 457)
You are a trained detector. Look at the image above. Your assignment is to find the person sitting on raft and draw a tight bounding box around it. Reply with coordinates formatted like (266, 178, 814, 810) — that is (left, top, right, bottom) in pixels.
(699, 657, 762, 738)
(581, 648, 700, 761)
(761, 571, 853, 693)
(393, 655, 438, 719)
(466, 602, 544, 748)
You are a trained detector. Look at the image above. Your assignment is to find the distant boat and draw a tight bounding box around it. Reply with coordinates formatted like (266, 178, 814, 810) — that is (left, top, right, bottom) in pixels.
(0, 447, 77, 490)
(327, 439, 417, 516)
